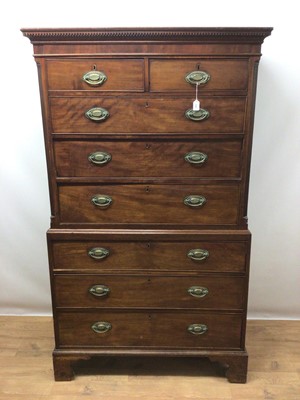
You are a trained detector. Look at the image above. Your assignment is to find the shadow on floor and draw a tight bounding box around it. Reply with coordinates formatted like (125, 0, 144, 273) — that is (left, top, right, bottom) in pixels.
(75, 356, 225, 378)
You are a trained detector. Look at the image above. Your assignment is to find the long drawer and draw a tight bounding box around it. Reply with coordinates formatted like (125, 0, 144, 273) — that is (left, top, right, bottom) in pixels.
(50, 97, 246, 134)
(58, 183, 240, 226)
(57, 311, 243, 349)
(47, 59, 145, 91)
(149, 59, 249, 92)
(50, 239, 249, 273)
(54, 138, 242, 178)
(54, 275, 245, 309)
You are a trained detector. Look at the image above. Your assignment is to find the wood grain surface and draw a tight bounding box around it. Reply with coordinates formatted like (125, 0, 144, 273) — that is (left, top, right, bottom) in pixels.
(0, 317, 298, 399)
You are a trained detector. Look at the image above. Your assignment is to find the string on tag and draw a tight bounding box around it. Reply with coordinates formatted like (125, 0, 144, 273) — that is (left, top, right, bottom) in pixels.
(193, 82, 200, 111)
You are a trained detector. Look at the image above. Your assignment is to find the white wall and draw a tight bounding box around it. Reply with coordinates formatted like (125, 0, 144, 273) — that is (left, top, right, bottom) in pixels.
(0, 0, 299, 318)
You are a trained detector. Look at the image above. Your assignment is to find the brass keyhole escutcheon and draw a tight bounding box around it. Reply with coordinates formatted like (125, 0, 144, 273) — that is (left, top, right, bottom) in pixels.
(145, 186, 150, 193)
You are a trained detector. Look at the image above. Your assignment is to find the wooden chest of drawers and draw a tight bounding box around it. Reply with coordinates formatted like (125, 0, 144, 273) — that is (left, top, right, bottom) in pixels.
(22, 27, 272, 383)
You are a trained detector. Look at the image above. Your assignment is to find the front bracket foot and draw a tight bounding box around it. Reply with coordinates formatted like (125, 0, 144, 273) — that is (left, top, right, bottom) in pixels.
(209, 352, 248, 383)
(53, 353, 91, 381)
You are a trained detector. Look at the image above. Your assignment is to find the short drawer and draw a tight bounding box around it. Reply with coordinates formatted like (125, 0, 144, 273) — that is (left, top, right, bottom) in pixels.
(50, 239, 249, 273)
(50, 97, 246, 134)
(58, 183, 240, 226)
(150, 59, 249, 92)
(54, 139, 242, 178)
(54, 275, 246, 309)
(57, 311, 243, 349)
(47, 59, 144, 91)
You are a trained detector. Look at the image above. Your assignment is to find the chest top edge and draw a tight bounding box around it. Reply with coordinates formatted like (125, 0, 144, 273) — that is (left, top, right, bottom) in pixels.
(21, 27, 273, 43)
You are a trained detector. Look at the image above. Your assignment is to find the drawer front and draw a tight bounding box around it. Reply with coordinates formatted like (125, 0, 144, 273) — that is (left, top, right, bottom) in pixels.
(47, 59, 144, 91)
(150, 59, 249, 92)
(51, 240, 248, 273)
(54, 139, 242, 178)
(50, 97, 246, 134)
(54, 275, 245, 309)
(57, 311, 243, 349)
(58, 184, 240, 226)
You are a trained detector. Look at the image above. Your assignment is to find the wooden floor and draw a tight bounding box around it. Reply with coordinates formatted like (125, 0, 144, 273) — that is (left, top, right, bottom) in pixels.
(0, 317, 299, 399)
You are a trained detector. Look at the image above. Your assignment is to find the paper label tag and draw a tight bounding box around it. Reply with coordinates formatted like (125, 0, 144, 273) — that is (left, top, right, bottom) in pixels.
(193, 99, 200, 111)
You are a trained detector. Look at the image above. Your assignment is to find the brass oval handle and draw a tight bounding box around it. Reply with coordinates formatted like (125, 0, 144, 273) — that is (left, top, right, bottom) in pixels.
(184, 195, 206, 207)
(185, 108, 210, 122)
(91, 194, 112, 208)
(188, 323, 208, 335)
(85, 107, 109, 122)
(89, 284, 110, 297)
(187, 249, 209, 261)
(82, 70, 107, 86)
(88, 247, 110, 260)
(184, 152, 208, 165)
(188, 286, 209, 298)
(185, 70, 211, 86)
(88, 151, 112, 165)
(91, 321, 112, 334)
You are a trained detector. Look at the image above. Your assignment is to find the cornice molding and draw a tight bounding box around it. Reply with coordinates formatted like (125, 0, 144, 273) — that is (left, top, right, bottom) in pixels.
(21, 27, 273, 44)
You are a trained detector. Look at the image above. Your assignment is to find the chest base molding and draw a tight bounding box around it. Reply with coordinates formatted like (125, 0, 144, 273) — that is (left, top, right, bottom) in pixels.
(53, 349, 248, 383)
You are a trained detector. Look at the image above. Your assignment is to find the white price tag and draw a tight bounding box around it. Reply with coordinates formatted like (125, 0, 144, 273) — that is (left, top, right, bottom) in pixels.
(193, 82, 200, 111)
(193, 99, 200, 111)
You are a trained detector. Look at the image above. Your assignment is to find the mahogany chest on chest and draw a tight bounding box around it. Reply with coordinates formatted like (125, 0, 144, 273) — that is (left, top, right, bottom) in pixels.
(22, 27, 272, 382)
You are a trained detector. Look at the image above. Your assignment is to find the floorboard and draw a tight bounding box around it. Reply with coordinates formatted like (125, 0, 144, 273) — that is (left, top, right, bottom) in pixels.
(0, 317, 299, 399)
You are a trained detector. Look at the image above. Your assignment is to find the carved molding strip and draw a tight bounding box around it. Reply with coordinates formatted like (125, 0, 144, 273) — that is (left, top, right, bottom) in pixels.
(21, 28, 273, 43)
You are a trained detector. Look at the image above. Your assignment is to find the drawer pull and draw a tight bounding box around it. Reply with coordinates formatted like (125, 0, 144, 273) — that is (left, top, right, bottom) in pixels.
(187, 249, 210, 261)
(91, 194, 112, 208)
(184, 195, 206, 207)
(91, 321, 112, 334)
(89, 284, 110, 297)
(188, 286, 209, 298)
(88, 247, 110, 260)
(185, 151, 208, 165)
(85, 107, 109, 122)
(188, 323, 208, 335)
(82, 70, 107, 86)
(185, 108, 210, 122)
(88, 151, 112, 165)
(185, 70, 210, 86)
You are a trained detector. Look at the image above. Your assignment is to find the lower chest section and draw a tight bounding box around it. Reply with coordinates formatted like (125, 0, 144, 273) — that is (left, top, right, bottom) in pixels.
(49, 230, 250, 351)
